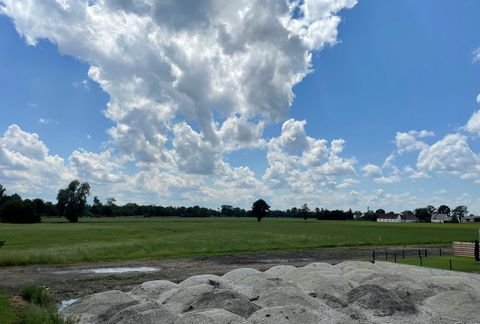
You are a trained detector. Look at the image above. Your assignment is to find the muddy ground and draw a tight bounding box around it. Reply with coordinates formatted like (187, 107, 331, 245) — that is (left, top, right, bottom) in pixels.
(0, 245, 450, 300)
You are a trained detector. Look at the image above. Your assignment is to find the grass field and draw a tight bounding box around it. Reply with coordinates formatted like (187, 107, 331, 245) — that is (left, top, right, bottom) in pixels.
(0, 292, 17, 323)
(398, 256, 480, 273)
(0, 217, 479, 266)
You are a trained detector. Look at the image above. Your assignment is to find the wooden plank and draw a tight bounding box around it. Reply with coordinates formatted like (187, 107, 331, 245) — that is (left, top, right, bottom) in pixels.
(452, 242, 475, 257)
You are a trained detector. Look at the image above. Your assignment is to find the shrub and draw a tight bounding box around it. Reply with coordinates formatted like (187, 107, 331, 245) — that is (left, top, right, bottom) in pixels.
(19, 286, 75, 324)
(0, 200, 40, 223)
(21, 285, 57, 309)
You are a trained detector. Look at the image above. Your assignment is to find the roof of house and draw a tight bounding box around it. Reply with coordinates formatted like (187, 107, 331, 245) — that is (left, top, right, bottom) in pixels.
(431, 214, 449, 220)
(377, 214, 400, 219)
(401, 215, 418, 220)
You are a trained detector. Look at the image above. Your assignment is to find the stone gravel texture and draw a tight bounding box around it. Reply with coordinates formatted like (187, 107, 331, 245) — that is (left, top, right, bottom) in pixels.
(62, 261, 480, 324)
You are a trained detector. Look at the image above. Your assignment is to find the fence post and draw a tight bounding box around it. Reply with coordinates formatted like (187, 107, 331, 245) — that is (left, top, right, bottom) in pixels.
(439, 248, 442, 257)
(418, 250, 421, 258)
(475, 240, 479, 262)
(394, 253, 397, 263)
(402, 250, 405, 259)
(425, 249, 427, 258)
(385, 251, 388, 260)
(419, 256, 423, 267)
(372, 250, 376, 264)
(449, 259, 452, 270)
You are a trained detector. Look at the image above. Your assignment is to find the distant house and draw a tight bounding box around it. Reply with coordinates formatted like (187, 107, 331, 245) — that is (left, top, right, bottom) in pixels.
(377, 213, 401, 223)
(431, 213, 450, 223)
(400, 215, 419, 223)
(462, 216, 480, 223)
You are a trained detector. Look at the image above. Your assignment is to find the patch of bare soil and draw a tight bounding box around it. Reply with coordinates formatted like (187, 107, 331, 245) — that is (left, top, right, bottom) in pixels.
(9, 295, 27, 309)
(0, 245, 450, 300)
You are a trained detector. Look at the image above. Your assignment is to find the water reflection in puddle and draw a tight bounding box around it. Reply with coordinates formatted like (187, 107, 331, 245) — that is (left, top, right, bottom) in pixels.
(52, 266, 160, 275)
(255, 258, 312, 264)
(58, 298, 78, 312)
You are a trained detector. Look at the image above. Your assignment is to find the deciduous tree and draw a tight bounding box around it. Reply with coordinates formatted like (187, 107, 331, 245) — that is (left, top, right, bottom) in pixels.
(301, 203, 310, 221)
(452, 205, 468, 223)
(437, 205, 450, 215)
(57, 180, 90, 223)
(415, 208, 430, 222)
(252, 199, 270, 222)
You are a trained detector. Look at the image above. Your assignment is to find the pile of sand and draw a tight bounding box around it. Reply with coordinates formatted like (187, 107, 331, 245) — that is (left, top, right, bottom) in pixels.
(62, 261, 480, 323)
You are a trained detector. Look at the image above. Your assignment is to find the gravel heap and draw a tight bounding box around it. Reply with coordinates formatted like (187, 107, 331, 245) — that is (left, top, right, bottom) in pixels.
(62, 261, 480, 323)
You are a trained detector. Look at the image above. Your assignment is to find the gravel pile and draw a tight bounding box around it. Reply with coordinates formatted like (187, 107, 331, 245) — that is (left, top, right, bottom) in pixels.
(62, 261, 480, 323)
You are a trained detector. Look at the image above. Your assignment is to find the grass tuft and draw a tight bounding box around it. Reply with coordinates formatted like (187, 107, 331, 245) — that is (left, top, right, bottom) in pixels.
(21, 285, 57, 309)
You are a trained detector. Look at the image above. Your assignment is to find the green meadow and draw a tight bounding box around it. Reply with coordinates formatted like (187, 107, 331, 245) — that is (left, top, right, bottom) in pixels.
(0, 292, 17, 323)
(398, 256, 480, 273)
(0, 217, 479, 266)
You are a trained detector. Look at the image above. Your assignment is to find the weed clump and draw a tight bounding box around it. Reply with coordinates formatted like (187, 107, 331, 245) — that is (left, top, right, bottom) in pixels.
(18, 285, 76, 324)
(21, 285, 57, 309)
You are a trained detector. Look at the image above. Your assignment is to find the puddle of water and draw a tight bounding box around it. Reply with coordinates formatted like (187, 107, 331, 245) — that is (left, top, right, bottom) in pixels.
(257, 259, 291, 263)
(52, 266, 160, 275)
(256, 258, 312, 264)
(58, 298, 78, 312)
(90, 267, 159, 274)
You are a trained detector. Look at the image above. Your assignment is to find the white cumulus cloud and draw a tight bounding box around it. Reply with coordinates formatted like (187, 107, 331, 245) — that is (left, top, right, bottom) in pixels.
(417, 133, 480, 177)
(373, 175, 401, 184)
(465, 110, 480, 135)
(473, 47, 480, 63)
(69, 149, 125, 183)
(395, 130, 434, 154)
(362, 163, 382, 177)
(0, 124, 71, 196)
(264, 119, 356, 193)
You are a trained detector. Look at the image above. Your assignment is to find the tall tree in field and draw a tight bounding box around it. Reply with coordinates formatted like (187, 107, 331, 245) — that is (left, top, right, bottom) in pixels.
(415, 208, 431, 222)
(252, 199, 270, 222)
(452, 205, 468, 223)
(437, 205, 450, 215)
(57, 180, 90, 223)
(301, 203, 310, 222)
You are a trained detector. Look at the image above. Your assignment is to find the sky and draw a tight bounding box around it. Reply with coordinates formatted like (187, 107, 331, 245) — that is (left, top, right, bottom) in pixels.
(1, 0, 480, 213)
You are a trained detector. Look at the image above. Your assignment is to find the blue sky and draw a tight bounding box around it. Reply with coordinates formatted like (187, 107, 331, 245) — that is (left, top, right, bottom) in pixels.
(1, 0, 480, 213)
(0, 17, 111, 155)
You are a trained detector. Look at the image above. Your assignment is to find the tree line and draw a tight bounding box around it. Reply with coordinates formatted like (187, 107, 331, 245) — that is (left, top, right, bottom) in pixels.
(0, 181, 475, 223)
(0, 184, 56, 223)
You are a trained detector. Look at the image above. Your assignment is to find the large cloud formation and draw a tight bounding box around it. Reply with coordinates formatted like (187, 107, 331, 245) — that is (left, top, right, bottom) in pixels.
(1, 0, 356, 175)
(0, 0, 361, 208)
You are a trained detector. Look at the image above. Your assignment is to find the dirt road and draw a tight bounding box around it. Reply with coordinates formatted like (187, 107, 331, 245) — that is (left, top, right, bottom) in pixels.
(0, 245, 449, 300)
